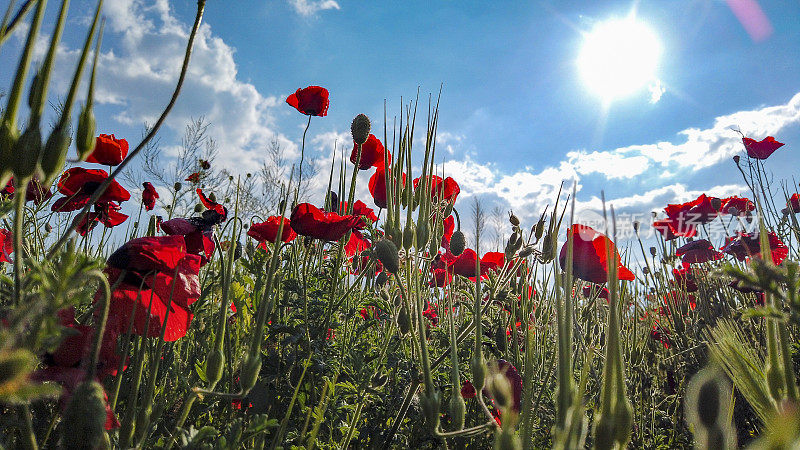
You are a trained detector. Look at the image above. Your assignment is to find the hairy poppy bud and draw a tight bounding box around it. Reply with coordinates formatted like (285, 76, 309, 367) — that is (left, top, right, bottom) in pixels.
(450, 230, 466, 256)
(75, 103, 96, 161)
(509, 212, 520, 227)
(540, 234, 556, 262)
(419, 390, 441, 432)
(374, 239, 400, 274)
(351, 114, 371, 145)
(632, 221, 640, 232)
(194, 203, 204, 213)
(397, 306, 411, 335)
(376, 272, 388, 288)
(495, 325, 508, 353)
(650, 246, 657, 257)
(642, 266, 650, 274)
(40, 122, 71, 185)
(416, 221, 429, 249)
(449, 392, 466, 430)
(0, 349, 36, 396)
(45, 223, 52, 233)
(403, 222, 415, 252)
(174, 182, 182, 191)
(61, 381, 109, 449)
(733, 155, 740, 164)
(12, 124, 42, 179)
(471, 356, 487, 391)
(206, 348, 225, 385)
(239, 353, 262, 395)
(534, 216, 546, 241)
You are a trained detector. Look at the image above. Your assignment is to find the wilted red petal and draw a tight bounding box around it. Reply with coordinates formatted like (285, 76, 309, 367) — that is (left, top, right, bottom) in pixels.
(142, 182, 159, 211)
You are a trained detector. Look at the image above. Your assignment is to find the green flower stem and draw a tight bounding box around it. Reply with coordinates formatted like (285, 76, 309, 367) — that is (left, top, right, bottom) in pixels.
(296, 114, 312, 192)
(12, 182, 25, 306)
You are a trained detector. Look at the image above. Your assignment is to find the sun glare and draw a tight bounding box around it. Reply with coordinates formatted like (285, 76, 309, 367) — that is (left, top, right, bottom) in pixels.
(578, 17, 662, 101)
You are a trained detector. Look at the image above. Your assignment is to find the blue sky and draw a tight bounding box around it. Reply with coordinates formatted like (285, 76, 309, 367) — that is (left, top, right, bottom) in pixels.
(2, 0, 800, 244)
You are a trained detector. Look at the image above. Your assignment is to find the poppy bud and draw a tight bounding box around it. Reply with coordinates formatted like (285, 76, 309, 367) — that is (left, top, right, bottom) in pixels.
(174, 182, 182, 191)
(486, 370, 512, 413)
(450, 230, 466, 256)
(403, 222, 415, 252)
(194, 203, 204, 213)
(449, 392, 466, 430)
(40, 122, 71, 185)
(75, 103, 96, 161)
(416, 221, 429, 249)
(494, 426, 522, 449)
(642, 266, 650, 274)
(246, 173, 251, 178)
(509, 212, 520, 227)
(61, 381, 109, 449)
(351, 114, 371, 145)
(12, 124, 43, 179)
(633, 221, 640, 232)
(0, 122, 20, 186)
(376, 272, 388, 288)
(471, 356, 487, 391)
(419, 390, 441, 432)
(206, 348, 225, 385)
(45, 223, 52, 233)
(686, 367, 735, 448)
(733, 155, 740, 164)
(650, 246, 657, 257)
(443, 202, 454, 219)
(540, 234, 556, 262)
(27, 71, 44, 111)
(397, 306, 411, 335)
(710, 197, 722, 211)
(374, 239, 399, 274)
(534, 216, 546, 240)
(494, 325, 507, 353)
(0, 349, 36, 396)
(239, 353, 262, 395)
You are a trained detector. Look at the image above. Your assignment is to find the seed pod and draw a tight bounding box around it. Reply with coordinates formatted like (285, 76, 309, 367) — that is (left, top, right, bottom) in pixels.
(351, 114, 371, 145)
(397, 306, 411, 335)
(650, 246, 657, 257)
(194, 203, 204, 213)
(450, 230, 466, 256)
(540, 234, 556, 262)
(12, 124, 43, 179)
(61, 381, 109, 450)
(40, 122, 71, 185)
(174, 182, 182, 191)
(519, 245, 535, 258)
(534, 216, 546, 240)
(509, 212, 520, 227)
(75, 103, 96, 161)
(239, 353, 262, 395)
(374, 239, 400, 274)
(206, 348, 225, 385)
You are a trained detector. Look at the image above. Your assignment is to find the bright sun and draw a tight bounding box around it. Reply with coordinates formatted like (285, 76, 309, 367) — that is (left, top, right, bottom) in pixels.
(578, 17, 662, 101)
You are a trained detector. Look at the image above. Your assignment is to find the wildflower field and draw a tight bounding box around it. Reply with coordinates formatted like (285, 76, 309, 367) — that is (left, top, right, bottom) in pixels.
(3, 1, 800, 449)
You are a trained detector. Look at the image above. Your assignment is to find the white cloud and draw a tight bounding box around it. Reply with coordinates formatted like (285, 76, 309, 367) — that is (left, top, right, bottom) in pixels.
(648, 80, 665, 104)
(288, 0, 341, 17)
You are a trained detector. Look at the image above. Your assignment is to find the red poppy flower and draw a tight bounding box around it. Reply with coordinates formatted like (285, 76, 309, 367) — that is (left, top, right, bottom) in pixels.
(52, 168, 130, 213)
(290, 203, 365, 242)
(196, 189, 227, 222)
(582, 285, 610, 302)
(666, 194, 723, 226)
(368, 166, 406, 209)
(248, 216, 296, 244)
(185, 172, 201, 183)
(286, 86, 329, 117)
(338, 200, 378, 223)
(720, 196, 755, 215)
(650, 325, 671, 349)
(652, 217, 697, 241)
(4, 177, 54, 204)
(76, 202, 129, 236)
(105, 280, 195, 342)
(449, 249, 506, 279)
(676, 239, 723, 264)
(0, 229, 12, 263)
(720, 231, 788, 265)
(429, 268, 451, 287)
(413, 175, 460, 203)
(107, 235, 190, 275)
(350, 134, 389, 170)
(461, 380, 476, 399)
(558, 224, 635, 284)
(743, 136, 784, 159)
(783, 193, 800, 215)
(441, 215, 455, 249)
(142, 182, 159, 211)
(422, 303, 439, 327)
(672, 266, 699, 292)
(345, 230, 371, 257)
(161, 217, 216, 264)
(86, 134, 129, 166)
